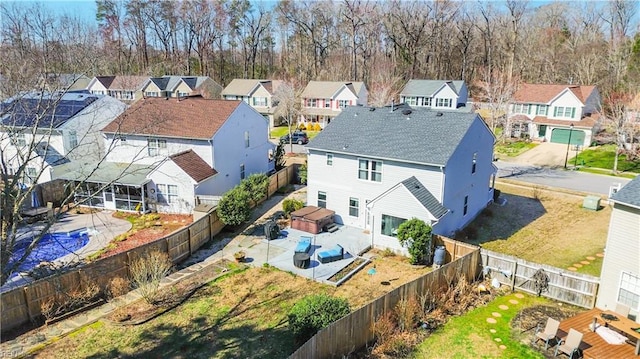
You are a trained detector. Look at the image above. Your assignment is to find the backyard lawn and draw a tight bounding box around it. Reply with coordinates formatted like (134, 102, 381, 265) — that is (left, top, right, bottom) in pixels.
(463, 183, 610, 277)
(30, 252, 430, 358)
(412, 292, 582, 359)
(270, 126, 320, 140)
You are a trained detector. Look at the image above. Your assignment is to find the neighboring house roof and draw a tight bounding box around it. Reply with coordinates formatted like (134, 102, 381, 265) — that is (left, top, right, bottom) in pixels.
(92, 76, 115, 88)
(148, 77, 171, 90)
(401, 176, 448, 219)
(401, 80, 465, 97)
(102, 96, 240, 140)
(513, 84, 597, 104)
(221, 79, 280, 96)
(0, 91, 98, 128)
(532, 114, 599, 128)
(53, 161, 154, 186)
(108, 76, 149, 91)
(170, 150, 217, 183)
(301, 81, 365, 99)
(610, 176, 640, 209)
(307, 104, 479, 166)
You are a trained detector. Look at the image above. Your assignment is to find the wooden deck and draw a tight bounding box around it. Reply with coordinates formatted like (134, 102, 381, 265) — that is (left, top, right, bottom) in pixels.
(558, 308, 638, 358)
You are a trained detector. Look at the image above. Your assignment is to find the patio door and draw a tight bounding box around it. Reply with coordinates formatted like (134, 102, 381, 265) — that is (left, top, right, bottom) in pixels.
(103, 185, 116, 210)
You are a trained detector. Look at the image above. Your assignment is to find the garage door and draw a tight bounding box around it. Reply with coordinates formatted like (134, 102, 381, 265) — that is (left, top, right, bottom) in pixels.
(550, 128, 584, 145)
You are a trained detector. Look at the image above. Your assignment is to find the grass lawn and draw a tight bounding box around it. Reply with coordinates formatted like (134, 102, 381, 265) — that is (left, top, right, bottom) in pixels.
(465, 183, 609, 276)
(574, 144, 640, 174)
(412, 293, 558, 359)
(270, 126, 320, 140)
(494, 141, 538, 158)
(32, 252, 431, 358)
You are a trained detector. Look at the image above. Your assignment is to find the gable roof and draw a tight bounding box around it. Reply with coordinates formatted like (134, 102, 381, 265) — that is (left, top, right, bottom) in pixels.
(401, 176, 448, 219)
(610, 176, 640, 210)
(301, 81, 365, 99)
(401, 80, 465, 97)
(307, 104, 479, 166)
(108, 76, 149, 91)
(148, 77, 170, 90)
(513, 84, 597, 104)
(221, 79, 279, 96)
(0, 91, 99, 128)
(170, 150, 217, 183)
(101, 96, 240, 139)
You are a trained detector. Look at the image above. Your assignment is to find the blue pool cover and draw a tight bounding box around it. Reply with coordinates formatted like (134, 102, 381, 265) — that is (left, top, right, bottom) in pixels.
(6, 228, 90, 276)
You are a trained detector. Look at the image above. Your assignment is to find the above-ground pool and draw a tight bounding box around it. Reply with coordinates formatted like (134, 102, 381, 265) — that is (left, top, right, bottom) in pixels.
(6, 228, 90, 277)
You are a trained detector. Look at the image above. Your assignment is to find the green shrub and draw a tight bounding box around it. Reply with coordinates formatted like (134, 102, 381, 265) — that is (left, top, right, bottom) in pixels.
(240, 173, 269, 204)
(217, 187, 251, 226)
(397, 218, 433, 265)
(282, 198, 304, 216)
(298, 161, 307, 184)
(288, 294, 350, 343)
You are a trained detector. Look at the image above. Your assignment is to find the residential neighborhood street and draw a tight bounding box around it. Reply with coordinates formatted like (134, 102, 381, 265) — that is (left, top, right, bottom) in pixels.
(495, 160, 631, 196)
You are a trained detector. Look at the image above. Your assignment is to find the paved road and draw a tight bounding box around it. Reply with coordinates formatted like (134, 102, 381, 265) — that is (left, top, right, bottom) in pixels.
(495, 161, 631, 196)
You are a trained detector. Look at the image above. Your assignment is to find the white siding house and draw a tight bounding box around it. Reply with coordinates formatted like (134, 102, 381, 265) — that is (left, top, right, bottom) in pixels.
(221, 79, 282, 128)
(509, 84, 601, 147)
(596, 177, 640, 320)
(300, 81, 368, 128)
(0, 92, 126, 186)
(306, 104, 496, 255)
(400, 80, 468, 110)
(54, 96, 274, 214)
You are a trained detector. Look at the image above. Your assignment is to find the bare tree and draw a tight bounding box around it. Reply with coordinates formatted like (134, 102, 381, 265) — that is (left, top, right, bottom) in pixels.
(272, 81, 303, 153)
(602, 90, 639, 172)
(475, 68, 519, 138)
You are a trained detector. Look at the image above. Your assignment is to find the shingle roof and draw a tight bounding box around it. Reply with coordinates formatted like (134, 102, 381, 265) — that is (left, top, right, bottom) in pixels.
(306, 104, 478, 166)
(301, 81, 365, 99)
(610, 176, 640, 209)
(221, 79, 268, 96)
(170, 150, 217, 183)
(400, 80, 465, 97)
(108, 76, 149, 91)
(94, 76, 115, 88)
(401, 176, 448, 219)
(149, 77, 170, 90)
(101, 96, 240, 139)
(513, 84, 597, 104)
(1, 91, 98, 128)
(531, 114, 599, 128)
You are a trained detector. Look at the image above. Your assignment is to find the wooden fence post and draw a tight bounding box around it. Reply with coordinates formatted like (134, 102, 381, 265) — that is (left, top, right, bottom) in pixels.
(511, 261, 518, 292)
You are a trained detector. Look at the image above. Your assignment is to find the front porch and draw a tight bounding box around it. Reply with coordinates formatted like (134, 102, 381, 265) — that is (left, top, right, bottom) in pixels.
(557, 308, 638, 358)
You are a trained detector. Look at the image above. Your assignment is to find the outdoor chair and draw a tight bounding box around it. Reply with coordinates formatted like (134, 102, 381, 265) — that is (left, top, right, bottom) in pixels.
(615, 303, 631, 319)
(554, 328, 583, 358)
(317, 244, 344, 264)
(294, 236, 312, 254)
(534, 317, 560, 350)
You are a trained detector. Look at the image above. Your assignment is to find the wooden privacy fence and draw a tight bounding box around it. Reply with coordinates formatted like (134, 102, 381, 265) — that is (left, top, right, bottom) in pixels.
(1, 165, 296, 333)
(481, 249, 599, 309)
(289, 238, 482, 359)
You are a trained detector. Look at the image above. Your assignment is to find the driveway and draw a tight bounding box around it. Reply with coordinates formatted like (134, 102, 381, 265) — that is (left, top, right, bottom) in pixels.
(502, 142, 577, 168)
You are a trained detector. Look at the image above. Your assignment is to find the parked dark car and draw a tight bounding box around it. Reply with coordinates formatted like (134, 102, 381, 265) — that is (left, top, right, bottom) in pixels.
(280, 131, 309, 145)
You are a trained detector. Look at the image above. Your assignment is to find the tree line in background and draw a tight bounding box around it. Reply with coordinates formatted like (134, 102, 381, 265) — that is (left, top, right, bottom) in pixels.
(1, 0, 640, 98)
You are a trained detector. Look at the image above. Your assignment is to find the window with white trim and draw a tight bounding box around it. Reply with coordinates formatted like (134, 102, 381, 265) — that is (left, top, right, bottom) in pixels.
(338, 100, 350, 108)
(436, 98, 452, 108)
(537, 105, 548, 116)
(324, 98, 331, 108)
(306, 98, 317, 107)
(471, 152, 477, 174)
(358, 159, 382, 182)
(381, 214, 406, 237)
(349, 197, 359, 217)
(618, 272, 640, 310)
(147, 138, 167, 156)
(425, 97, 432, 106)
(326, 153, 333, 166)
(15, 133, 26, 147)
(244, 131, 250, 148)
(240, 164, 245, 180)
(553, 106, 576, 118)
(68, 130, 78, 149)
(24, 167, 37, 185)
(317, 191, 326, 208)
(145, 91, 159, 97)
(156, 184, 178, 204)
(406, 97, 417, 106)
(252, 97, 267, 107)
